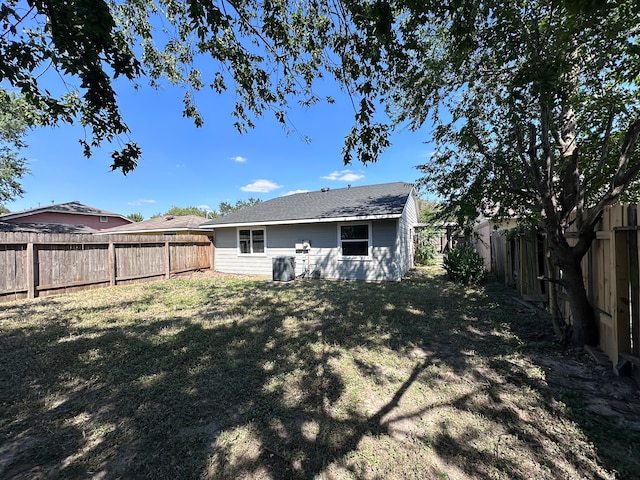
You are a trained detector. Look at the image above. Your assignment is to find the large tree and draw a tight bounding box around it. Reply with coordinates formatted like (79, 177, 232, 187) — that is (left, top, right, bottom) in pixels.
(0, 0, 340, 173)
(345, 0, 640, 346)
(152, 206, 214, 218)
(219, 197, 261, 216)
(152, 199, 261, 218)
(126, 212, 144, 222)
(0, 88, 37, 202)
(0, 0, 396, 169)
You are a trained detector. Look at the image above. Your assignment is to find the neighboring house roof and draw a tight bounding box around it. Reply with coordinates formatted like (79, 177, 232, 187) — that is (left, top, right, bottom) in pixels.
(202, 182, 415, 228)
(0, 221, 97, 234)
(96, 215, 212, 235)
(0, 201, 132, 223)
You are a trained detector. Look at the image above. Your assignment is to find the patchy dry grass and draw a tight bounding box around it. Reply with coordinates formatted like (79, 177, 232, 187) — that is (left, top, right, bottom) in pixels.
(1, 265, 639, 479)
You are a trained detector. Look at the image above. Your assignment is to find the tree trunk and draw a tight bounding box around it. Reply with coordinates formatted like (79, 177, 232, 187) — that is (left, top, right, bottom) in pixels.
(545, 253, 564, 340)
(556, 254, 599, 346)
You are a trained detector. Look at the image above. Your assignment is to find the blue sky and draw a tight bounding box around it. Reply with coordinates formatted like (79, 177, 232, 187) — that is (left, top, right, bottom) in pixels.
(6, 77, 433, 219)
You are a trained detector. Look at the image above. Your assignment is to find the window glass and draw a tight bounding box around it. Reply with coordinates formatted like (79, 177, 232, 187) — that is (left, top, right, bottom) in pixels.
(341, 224, 368, 240)
(239, 228, 265, 254)
(340, 224, 369, 257)
(239, 229, 251, 254)
(342, 241, 368, 256)
(252, 229, 265, 253)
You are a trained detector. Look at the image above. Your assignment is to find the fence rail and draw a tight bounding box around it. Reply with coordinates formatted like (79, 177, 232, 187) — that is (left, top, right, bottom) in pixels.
(490, 204, 640, 376)
(0, 232, 213, 302)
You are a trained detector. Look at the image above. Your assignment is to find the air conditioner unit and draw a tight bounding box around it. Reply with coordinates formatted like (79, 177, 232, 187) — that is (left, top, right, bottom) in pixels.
(273, 256, 296, 281)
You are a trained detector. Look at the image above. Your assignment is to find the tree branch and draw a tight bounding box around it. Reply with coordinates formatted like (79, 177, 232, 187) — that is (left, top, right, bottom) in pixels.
(539, 102, 554, 186)
(0, 5, 36, 40)
(513, 118, 543, 193)
(584, 106, 615, 185)
(584, 117, 640, 230)
(613, 117, 640, 186)
(467, 129, 539, 206)
(537, 274, 565, 287)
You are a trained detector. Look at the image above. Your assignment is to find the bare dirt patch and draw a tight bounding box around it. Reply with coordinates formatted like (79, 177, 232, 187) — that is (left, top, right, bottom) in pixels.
(534, 347, 640, 429)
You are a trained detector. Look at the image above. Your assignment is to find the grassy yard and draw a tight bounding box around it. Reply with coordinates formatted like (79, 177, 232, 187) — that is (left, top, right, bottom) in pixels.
(1, 265, 639, 479)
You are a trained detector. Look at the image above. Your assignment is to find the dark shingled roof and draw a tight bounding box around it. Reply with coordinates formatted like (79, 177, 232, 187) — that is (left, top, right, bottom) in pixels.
(0, 201, 131, 222)
(0, 221, 97, 234)
(98, 215, 212, 234)
(202, 182, 414, 227)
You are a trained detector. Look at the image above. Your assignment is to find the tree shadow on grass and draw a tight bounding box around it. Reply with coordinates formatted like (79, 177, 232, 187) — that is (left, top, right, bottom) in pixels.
(0, 268, 634, 479)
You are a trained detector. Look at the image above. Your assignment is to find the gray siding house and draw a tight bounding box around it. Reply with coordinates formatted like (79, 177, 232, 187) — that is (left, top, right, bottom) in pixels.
(202, 182, 419, 281)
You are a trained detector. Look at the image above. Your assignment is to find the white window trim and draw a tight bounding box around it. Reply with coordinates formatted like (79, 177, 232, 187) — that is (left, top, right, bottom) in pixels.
(338, 221, 372, 259)
(99, 216, 108, 223)
(237, 226, 267, 256)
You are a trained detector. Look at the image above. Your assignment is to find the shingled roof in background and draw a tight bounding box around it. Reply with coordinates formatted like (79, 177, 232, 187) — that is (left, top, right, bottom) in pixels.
(0, 201, 131, 222)
(97, 215, 212, 235)
(0, 221, 97, 234)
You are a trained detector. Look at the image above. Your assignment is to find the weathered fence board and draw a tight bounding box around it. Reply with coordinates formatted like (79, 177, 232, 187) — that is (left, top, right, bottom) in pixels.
(0, 244, 27, 299)
(0, 232, 212, 302)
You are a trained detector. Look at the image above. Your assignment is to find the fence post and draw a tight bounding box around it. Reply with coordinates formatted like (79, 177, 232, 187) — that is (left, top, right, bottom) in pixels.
(165, 241, 171, 279)
(108, 242, 116, 286)
(210, 236, 215, 270)
(26, 241, 36, 299)
(628, 205, 640, 358)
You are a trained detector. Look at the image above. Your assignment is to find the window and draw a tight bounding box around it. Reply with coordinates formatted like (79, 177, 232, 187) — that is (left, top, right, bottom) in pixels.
(340, 223, 370, 257)
(99, 216, 108, 223)
(238, 228, 265, 254)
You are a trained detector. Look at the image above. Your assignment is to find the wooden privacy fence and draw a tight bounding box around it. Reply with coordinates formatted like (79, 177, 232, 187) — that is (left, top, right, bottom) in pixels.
(490, 204, 640, 375)
(0, 232, 213, 302)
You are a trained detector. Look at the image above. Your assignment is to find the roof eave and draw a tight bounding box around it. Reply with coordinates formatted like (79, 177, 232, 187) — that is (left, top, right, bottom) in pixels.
(200, 214, 402, 229)
(95, 227, 213, 236)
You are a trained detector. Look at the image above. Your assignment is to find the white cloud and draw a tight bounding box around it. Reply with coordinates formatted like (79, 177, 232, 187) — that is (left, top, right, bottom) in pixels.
(321, 169, 365, 182)
(340, 172, 365, 182)
(321, 171, 342, 181)
(231, 155, 247, 163)
(282, 189, 309, 196)
(197, 204, 211, 210)
(241, 179, 283, 193)
(128, 199, 156, 206)
(176, 163, 186, 168)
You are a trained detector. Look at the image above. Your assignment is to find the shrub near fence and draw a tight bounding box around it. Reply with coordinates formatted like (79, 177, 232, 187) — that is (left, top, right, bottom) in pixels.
(0, 232, 213, 302)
